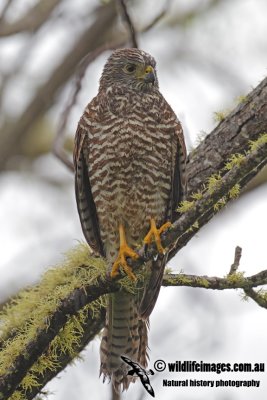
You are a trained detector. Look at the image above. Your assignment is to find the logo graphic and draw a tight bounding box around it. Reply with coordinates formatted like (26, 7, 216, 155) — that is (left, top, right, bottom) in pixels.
(121, 355, 155, 397)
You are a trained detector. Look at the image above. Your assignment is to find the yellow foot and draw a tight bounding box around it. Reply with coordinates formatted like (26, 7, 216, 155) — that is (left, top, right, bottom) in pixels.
(143, 218, 171, 254)
(110, 224, 139, 281)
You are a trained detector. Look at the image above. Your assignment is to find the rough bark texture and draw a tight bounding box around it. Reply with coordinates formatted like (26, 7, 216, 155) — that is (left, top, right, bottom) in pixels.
(0, 276, 117, 399)
(18, 307, 106, 400)
(187, 76, 267, 194)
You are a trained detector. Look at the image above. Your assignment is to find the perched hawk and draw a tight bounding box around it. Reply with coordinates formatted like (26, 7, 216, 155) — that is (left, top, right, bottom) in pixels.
(74, 48, 186, 391)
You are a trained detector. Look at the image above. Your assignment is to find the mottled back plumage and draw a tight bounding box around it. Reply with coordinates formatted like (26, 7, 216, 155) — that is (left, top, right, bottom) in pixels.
(74, 48, 186, 391)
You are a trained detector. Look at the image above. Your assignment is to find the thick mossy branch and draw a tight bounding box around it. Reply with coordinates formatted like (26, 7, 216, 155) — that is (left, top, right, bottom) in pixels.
(0, 245, 267, 400)
(0, 245, 111, 400)
(12, 306, 106, 400)
(187, 75, 267, 194)
(163, 133, 267, 261)
(0, 244, 147, 400)
(1, 244, 267, 399)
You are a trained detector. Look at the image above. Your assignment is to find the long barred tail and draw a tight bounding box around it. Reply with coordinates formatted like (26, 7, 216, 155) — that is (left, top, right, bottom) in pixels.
(100, 291, 148, 392)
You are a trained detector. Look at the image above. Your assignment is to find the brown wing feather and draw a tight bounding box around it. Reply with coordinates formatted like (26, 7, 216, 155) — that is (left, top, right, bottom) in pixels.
(171, 120, 187, 221)
(139, 120, 186, 319)
(74, 125, 104, 256)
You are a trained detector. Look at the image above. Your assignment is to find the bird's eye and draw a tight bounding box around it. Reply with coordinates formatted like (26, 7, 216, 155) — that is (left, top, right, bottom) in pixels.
(125, 64, 136, 73)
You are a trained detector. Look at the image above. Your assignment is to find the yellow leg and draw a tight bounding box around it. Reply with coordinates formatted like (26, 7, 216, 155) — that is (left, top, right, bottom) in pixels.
(143, 218, 171, 254)
(110, 224, 139, 281)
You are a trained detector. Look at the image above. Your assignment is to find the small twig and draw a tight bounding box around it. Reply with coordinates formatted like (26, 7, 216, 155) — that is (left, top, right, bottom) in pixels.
(226, 246, 267, 310)
(228, 246, 242, 275)
(143, 0, 172, 32)
(116, 0, 138, 48)
(52, 136, 74, 171)
(0, 1, 118, 170)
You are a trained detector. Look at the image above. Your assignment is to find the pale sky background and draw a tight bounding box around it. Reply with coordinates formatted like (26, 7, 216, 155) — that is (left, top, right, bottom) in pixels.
(0, 0, 267, 399)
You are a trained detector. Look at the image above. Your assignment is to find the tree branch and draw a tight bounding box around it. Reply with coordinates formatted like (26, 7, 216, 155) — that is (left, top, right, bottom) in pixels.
(1, 244, 267, 398)
(162, 269, 267, 290)
(0, 0, 62, 37)
(0, 0, 15, 24)
(0, 269, 117, 399)
(0, 1, 118, 170)
(142, 0, 172, 32)
(164, 133, 267, 261)
(187, 76, 267, 194)
(229, 246, 242, 275)
(243, 288, 267, 310)
(16, 307, 106, 400)
(116, 0, 138, 48)
(226, 247, 267, 311)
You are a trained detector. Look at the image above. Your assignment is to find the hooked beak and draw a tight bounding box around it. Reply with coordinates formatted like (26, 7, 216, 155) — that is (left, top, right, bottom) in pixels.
(142, 65, 156, 84)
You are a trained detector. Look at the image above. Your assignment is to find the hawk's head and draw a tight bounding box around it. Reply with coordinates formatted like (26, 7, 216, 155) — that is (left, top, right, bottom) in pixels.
(99, 48, 159, 92)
